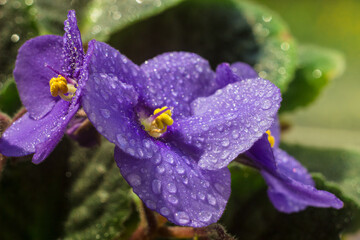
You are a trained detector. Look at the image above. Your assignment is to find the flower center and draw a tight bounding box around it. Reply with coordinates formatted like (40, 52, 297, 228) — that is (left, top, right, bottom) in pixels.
(140, 106, 174, 138)
(49, 75, 77, 101)
(266, 130, 275, 148)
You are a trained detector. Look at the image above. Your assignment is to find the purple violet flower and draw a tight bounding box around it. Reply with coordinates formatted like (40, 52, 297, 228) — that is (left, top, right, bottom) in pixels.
(0, 10, 94, 163)
(244, 118, 343, 212)
(81, 41, 281, 227)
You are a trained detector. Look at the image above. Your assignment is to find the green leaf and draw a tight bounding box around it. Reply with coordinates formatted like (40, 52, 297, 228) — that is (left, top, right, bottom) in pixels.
(281, 143, 360, 232)
(63, 140, 138, 240)
(81, 0, 184, 42)
(0, 139, 71, 240)
(280, 45, 345, 112)
(220, 164, 358, 240)
(0, 80, 21, 116)
(107, 0, 297, 92)
(0, 0, 38, 83)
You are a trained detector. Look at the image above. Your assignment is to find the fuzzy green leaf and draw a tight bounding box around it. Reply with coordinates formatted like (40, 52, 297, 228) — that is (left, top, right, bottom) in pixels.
(281, 45, 345, 112)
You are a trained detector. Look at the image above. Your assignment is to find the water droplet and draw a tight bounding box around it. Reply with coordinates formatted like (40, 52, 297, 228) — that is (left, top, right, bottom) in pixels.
(175, 212, 190, 225)
(100, 108, 110, 118)
(176, 165, 185, 174)
(199, 211, 212, 222)
(152, 179, 162, 194)
(198, 192, 205, 200)
(116, 134, 127, 147)
(146, 200, 156, 209)
(221, 139, 230, 147)
(207, 194, 217, 206)
(232, 130, 239, 139)
(10, 34, 20, 43)
(160, 207, 170, 216)
(312, 69, 322, 78)
(156, 165, 165, 174)
(281, 42, 290, 51)
(167, 182, 177, 193)
(167, 194, 178, 204)
(262, 99, 272, 110)
(262, 15, 272, 22)
(165, 154, 174, 164)
(127, 174, 141, 187)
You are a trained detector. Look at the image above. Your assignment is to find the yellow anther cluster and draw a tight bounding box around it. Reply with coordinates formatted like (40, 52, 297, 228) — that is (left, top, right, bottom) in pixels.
(49, 75, 68, 97)
(266, 130, 275, 148)
(153, 106, 174, 129)
(141, 106, 174, 138)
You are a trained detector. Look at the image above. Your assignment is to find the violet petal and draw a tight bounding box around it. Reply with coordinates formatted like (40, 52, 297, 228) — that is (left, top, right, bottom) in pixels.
(0, 100, 75, 163)
(63, 10, 84, 78)
(174, 77, 281, 170)
(140, 52, 216, 119)
(13, 35, 63, 120)
(114, 145, 231, 227)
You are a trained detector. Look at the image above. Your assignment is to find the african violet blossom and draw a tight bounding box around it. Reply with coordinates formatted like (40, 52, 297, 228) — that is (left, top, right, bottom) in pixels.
(245, 119, 343, 212)
(81, 40, 281, 227)
(0, 10, 94, 163)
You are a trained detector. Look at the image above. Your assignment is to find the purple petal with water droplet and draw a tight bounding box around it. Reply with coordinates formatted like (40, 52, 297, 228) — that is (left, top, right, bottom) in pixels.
(114, 145, 231, 227)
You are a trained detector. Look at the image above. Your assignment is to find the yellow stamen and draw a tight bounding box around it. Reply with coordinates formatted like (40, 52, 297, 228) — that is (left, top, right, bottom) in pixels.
(141, 106, 174, 138)
(49, 75, 76, 101)
(266, 130, 275, 148)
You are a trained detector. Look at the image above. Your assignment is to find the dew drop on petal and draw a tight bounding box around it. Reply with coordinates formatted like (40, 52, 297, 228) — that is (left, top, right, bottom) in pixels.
(160, 207, 170, 216)
(100, 108, 110, 118)
(167, 182, 177, 193)
(146, 200, 156, 209)
(199, 211, 212, 222)
(127, 174, 141, 187)
(262, 99, 272, 110)
(167, 194, 179, 204)
(207, 194, 217, 206)
(174, 211, 190, 225)
(152, 179, 162, 194)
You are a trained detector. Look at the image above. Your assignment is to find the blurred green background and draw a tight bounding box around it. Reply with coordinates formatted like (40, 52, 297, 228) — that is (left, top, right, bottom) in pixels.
(253, 0, 360, 151)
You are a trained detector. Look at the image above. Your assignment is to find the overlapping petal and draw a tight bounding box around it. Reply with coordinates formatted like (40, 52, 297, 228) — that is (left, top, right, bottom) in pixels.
(174, 77, 281, 170)
(262, 170, 343, 213)
(140, 52, 216, 119)
(114, 145, 231, 227)
(215, 62, 258, 89)
(63, 10, 84, 78)
(0, 100, 73, 163)
(230, 62, 258, 80)
(13, 35, 64, 120)
(82, 41, 158, 159)
(246, 128, 343, 212)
